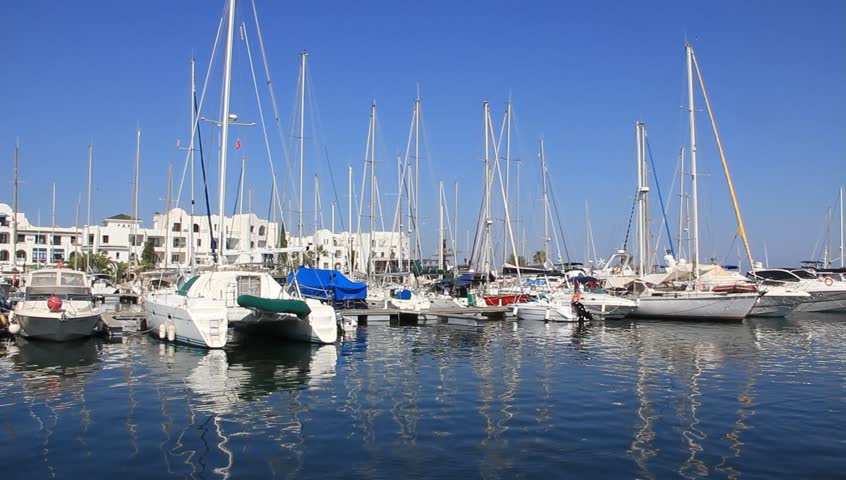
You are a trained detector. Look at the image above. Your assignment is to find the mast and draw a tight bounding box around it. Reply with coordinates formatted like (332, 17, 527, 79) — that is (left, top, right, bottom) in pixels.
(75, 195, 81, 270)
(297, 51, 308, 266)
(502, 101, 512, 265)
(540, 138, 550, 264)
(189, 58, 196, 273)
(690, 44, 755, 273)
(164, 164, 173, 268)
(132, 129, 141, 266)
(825, 207, 832, 267)
(12, 143, 19, 269)
(368, 102, 377, 277)
(636, 121, 649, 275)
(677, 146, 686, 261)
(841, 186, 844, 268)
(216, 0, 237, 265)
(414, 96, 420, 262)
(348, 164, 352, 273)
(313, 174, 319, 234)
(483, 101, 492, 279)
(51, 183, 56, 265)
(686, 43, 701, 288)
(85, 143, 93, 272)
(438, 180, 444, 274)
(454, 180, 458, 268)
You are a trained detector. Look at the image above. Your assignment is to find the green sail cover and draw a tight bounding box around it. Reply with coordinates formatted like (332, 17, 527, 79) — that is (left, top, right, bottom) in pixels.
(237, 295, 312, 319)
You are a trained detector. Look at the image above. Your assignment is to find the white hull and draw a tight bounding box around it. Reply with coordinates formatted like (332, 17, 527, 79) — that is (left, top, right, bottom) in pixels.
(144, 294, 229, 348)
(793, 291, 846, 313)
(629, 293, 757, 320)
(579, 294, 639, 319)
(515, 302, 577, 322)
(749, 289, 809, 317)
(15, 311, 101, 342)
(233, 301, 337, 344)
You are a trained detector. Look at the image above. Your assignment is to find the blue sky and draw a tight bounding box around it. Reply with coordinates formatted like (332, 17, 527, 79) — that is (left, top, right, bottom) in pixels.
(1, 0, 844, 268)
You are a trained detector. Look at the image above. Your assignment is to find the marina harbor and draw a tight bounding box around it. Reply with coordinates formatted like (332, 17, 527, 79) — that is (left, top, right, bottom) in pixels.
(1, 0, 844, 478)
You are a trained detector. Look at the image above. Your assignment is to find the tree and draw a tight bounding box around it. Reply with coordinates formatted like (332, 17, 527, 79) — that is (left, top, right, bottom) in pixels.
(142, 238, 157, 266)
(532, 250, 547, 265)
(505, 254, 528, 266)
(108, 261, 129, 283)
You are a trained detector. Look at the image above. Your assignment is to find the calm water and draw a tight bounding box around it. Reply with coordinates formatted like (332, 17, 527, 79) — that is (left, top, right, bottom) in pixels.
(1, 312, 845, 479)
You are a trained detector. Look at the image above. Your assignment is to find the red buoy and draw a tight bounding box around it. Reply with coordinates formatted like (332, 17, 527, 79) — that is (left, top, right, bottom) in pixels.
(47, 296, 63, 312)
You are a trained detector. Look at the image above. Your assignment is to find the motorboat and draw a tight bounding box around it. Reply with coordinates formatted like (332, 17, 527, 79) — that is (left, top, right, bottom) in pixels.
(9, 269, 102, 341)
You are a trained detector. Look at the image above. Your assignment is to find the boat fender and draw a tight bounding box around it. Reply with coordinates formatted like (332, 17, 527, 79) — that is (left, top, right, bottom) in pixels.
(824, 276, 834, 286)
(167, 325, 175, 342)
(544, 308, 550, 321)
(512, 306, 519, 316)
(47, 296, 63, 312)
(159, 323, 166, 340)
(0, 313, 6, 328)
(8, 322, 21, 335)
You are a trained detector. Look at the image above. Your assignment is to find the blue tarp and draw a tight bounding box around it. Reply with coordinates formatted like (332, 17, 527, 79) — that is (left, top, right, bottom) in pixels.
(393, 289, 412, 300)
(287, 267, 368, 301)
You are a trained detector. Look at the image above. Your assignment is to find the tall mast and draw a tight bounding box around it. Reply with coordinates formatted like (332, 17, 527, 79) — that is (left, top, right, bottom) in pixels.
(438, 180, 444, 274)
(414, 96, 420, 262)
(86, 143, 93, 271)
(75, 195, 81, 270)
(348, 164, 352, 273)
(503, 101, 512, 265)
(368, 102, 377, 277)
(677, 146, 686, 261)
(189, 58, 196, 273)
(840, 186, 844, 268)
(483, 101, 492, 278)
(132, 129, 141, 265)
(825, 207, 832, 267)
(164, 164, 172, 268)
(313, 174, 319, 234)
(216, 0, 237, 265)
(297, 51, 308, 266)
(12, 143, 19, 269)
(51, 183, 56, 265)
(454, 180, 458, 268)
(636, 121, 649, 275)
(540, 138, 550, 264)
(686, 43, 701, 287)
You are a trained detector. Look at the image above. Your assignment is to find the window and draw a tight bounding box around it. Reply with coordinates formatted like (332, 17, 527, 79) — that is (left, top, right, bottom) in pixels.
(116, 252, 120, 259)
(53, 235, 61, 245)
(172, 223, 181, 232)
(171, 254, 180, 263)
(70, 236, 76, 244)
(51, 248, 64, 262)
(88, 234, 94, 245)
(237, 275, 262, 297)
(193, 223, 200, 233)
(17, 234, 25, 243)
(102, 235, 109, 244)
(35, 234, 46, 245)
(0, 233, 8, 244)
(0, 216, 8, 227)
(197, 238, 202, 247)
(0, 250, 8, 261)
(32, 248, 47, 263)
(250, 225, 255, 233)
(259, 226, 266, 236)
(173, 237, 183, 248)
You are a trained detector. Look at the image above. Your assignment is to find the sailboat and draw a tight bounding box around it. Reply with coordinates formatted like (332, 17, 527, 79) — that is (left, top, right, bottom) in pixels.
(142, 0, 337, 347)
(628, 44, 758, 321)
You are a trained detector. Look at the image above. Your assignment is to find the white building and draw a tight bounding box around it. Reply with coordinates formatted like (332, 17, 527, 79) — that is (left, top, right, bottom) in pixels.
(0, 203, 408, 273)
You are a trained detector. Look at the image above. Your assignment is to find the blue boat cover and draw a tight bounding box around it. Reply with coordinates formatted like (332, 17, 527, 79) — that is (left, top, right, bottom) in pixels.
(287, 267, 368, 301)
(393, 289, 412, 300)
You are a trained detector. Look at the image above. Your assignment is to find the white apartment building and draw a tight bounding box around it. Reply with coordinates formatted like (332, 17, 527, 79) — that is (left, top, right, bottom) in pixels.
(0, 203, 407, 273)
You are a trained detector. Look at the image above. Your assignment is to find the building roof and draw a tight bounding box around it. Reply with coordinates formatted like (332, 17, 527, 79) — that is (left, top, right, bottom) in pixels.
(105, 214, 139, 221)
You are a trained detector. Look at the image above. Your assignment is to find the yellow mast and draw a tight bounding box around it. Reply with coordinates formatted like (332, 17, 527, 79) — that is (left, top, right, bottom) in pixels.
(689, 45, 756, 273)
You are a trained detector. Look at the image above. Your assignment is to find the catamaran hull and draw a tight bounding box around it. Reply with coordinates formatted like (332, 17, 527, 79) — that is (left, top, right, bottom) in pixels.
(15, 313, 101, 342)
(514, 303, 576, 322)
(580, 298, 638, 319)
(234, 313, 337, 344)
(629, 294, 757, 320)
(143, 295, 229, 349)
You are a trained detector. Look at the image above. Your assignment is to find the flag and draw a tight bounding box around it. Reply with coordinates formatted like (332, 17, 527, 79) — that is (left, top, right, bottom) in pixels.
(235, 139, 241, 150)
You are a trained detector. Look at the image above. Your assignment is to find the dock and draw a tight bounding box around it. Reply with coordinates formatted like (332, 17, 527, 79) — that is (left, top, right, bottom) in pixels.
(338, 306, 511, 327)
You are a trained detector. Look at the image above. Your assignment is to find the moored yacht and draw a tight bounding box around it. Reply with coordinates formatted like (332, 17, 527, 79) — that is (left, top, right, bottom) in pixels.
(9, 269, 102, 341)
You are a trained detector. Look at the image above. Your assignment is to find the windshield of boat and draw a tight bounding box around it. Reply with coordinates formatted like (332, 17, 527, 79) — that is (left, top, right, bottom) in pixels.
(751, 270, 800, 282)
(791, 270, 818, 280)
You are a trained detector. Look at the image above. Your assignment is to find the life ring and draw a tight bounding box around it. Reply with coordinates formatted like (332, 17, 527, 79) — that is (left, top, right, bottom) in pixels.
(824, 276, 834, 287)
(571, 291, 582, 303)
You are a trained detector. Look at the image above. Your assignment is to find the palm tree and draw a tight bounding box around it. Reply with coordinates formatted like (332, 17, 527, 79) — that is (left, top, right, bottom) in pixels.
(532, 250, 547, 265)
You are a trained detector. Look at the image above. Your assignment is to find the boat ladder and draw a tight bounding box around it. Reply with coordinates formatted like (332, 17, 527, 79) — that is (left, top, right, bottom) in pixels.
(208, 317, 222, 345)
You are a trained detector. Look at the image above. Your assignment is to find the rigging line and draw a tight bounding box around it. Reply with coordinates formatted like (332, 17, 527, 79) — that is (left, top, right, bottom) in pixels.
(250, 0, 294, 226)
(195, 92, 217, 261)
(174, 9, 226, 208)
(622, 188, 638, 252)
(547, 177, 572, 263)
(646, 137, 676, 259)
(241, 20, 284, 218)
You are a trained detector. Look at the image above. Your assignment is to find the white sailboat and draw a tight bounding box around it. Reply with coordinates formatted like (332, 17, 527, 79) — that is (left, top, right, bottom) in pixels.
(143, 0, 337, 347)
(627, 44, 758, 321)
